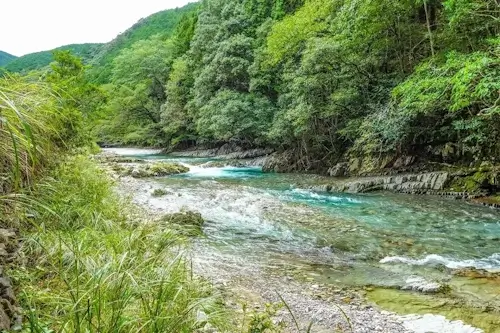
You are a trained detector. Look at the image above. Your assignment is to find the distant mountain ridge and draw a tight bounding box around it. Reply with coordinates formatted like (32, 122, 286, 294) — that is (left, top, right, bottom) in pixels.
(3, 2, 199, 77)
(90, 2, 199, 83)
(4, 43, 103, 73)
(0, 51, 17, 67)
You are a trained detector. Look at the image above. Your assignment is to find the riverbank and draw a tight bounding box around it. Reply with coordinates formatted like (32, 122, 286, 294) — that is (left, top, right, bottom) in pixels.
(161, 146, 500, 209)
(102, 149, 496, 333)
(113, 173, 412, 332)
(4, 155, 235, 332)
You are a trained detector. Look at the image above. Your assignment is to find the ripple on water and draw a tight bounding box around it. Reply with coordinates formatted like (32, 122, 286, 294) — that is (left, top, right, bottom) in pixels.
(380, 253, 500, 271)
(115, 148, 500, 332)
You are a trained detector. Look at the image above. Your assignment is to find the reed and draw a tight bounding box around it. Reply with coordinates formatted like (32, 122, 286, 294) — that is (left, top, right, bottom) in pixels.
(12, 155, 230, 332)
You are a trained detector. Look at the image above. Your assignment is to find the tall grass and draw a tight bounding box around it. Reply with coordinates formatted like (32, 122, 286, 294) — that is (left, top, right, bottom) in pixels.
(0, 75, 230, 332)
(11, 156, 230, 332)
(0, 77, 59, 195)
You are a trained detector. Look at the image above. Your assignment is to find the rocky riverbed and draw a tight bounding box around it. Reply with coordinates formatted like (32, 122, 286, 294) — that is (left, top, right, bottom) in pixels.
(102, 149, 495, 333)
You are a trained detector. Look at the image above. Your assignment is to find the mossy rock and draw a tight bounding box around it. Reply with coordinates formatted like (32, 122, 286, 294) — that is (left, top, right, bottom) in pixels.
(110, 163, 132, 176)
(448, 169, 498, 192)
(131, 162, 189, 178)
(159, 211, 204, 236)
(367, 288, 500, 333)
(97, 154, 145, 163)
(151, 188, 170, 197)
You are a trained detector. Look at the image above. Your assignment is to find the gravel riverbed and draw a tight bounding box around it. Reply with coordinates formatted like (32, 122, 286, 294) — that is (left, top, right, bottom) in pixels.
(109, 161, 484, 333)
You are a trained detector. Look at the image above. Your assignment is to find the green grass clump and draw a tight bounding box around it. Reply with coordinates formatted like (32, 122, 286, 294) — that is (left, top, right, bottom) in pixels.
(11, 156, 230, 332)
(130, 162, 189, 178)
(0, 77, 80, 197)
(159, 211, 205, 237)
(151, 188, 170, 197)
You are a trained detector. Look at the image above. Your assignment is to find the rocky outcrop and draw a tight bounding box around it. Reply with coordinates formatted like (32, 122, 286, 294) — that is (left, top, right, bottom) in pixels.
(170, 144, 274, 160)
(0, 229, 20, 331)
(401, 276, 447, 294)
(452, 267, 500, 280)
(312, 172, 451, 194)
(262, 151, 309, 173)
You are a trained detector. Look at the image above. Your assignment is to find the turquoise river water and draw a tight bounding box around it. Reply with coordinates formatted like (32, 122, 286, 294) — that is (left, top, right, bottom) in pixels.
(114, 149, 500, 331)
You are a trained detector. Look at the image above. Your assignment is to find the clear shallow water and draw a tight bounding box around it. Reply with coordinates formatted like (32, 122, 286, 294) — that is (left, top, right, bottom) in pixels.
(111, 149, 500, 308)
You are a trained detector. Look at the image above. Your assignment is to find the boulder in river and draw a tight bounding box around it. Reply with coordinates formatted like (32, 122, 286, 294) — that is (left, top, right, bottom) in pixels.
(111, 162, 189, 178)
(158, 211, 205, 236)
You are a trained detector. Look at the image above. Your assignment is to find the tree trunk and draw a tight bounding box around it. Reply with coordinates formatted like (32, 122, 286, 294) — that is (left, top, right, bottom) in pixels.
(423, 0, 435, 57)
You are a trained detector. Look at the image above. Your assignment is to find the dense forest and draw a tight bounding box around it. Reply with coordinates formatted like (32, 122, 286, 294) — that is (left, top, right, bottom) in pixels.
(0, 51, 16, 67)
(85, 0, 500, 174)
(3, 0, 500, 174)
(2, 43, 102, 73)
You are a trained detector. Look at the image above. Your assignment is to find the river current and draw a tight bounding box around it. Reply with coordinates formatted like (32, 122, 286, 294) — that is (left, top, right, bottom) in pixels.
(108, 148, 500, 332)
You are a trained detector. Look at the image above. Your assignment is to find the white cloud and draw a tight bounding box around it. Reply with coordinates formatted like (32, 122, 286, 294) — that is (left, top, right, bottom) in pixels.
(0, 0, 195, 56)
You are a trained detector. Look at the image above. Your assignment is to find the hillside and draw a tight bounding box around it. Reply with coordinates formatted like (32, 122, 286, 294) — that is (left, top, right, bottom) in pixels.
(4, 43, 103, 73)
(96, 0, 500, 180)
(90, 2, 199, 83)
(0, 51, 17, 67)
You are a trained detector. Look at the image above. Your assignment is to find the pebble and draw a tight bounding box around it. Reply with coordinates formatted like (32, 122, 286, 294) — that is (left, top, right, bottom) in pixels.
(114, 167, 423, 333)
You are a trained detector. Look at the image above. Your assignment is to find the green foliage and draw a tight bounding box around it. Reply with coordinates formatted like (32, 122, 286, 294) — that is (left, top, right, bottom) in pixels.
(264, 0, 333, 67)
(356, 46, 500, 160)
(244, 302, 285, 333)
(197, 90, 274, 143)
(443, 0, 500, 51)
(93, 0, 500, 168)
(161, 57, 197, 147)
(0, 76, 81, 195)
(90, 3, 199, 83)
(94, 36, 176, 146)
(4, 44, 102, 73)
(0, 50, 17, 67)
(13, 155, 229, 332)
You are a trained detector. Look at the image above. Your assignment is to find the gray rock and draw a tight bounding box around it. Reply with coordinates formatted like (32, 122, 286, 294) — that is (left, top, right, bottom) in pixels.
(328, 162, 349, 177)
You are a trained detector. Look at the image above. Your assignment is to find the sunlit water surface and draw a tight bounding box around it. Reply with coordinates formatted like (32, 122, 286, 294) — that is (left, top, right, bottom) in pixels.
(110, 149, 500, 321)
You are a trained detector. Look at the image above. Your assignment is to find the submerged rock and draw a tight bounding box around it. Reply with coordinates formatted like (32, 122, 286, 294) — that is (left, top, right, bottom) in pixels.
(401, 276, 448, 294)
(452, 267, 500, 280)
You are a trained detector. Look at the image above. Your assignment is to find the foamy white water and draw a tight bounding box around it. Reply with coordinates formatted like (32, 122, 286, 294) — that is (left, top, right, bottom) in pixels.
(380, 253, 500, 270)
(399, 314, 483, 333)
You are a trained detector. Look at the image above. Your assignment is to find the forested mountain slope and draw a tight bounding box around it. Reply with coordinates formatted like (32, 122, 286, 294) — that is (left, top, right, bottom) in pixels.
(96, 0, 500, 176)
(90, 2, 199, 83)
(0, 51, 16, 67)
(4, 43, 102, 73)
(2, 3, 198, 76)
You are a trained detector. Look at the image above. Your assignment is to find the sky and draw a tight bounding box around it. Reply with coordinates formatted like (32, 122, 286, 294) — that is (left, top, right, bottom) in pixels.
(1, 0, 194, 56)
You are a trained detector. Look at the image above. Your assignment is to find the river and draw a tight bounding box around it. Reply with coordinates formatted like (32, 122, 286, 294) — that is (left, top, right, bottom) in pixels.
(106, 148, 500, 333)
